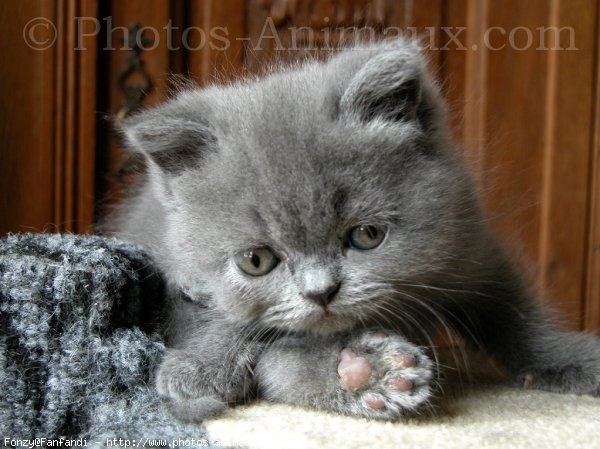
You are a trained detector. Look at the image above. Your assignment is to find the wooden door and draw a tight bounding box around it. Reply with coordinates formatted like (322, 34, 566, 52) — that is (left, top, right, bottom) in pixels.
(1, 0, 598, 333)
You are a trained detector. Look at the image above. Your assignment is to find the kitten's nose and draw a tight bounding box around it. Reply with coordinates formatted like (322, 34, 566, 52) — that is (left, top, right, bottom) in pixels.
(303, 283, 340, 307)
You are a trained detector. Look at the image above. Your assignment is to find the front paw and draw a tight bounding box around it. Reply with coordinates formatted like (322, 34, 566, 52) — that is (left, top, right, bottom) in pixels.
(337, 331, 434, 419)
(156, 351, 207, 400)
(156, 352, 232, 422)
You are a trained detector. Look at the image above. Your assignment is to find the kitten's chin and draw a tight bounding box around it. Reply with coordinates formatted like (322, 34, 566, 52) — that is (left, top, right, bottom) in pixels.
(301, 309, 356, 336)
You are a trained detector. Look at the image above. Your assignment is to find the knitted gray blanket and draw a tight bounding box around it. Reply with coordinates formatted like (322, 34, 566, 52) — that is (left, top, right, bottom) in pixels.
(0, 233, 218, 448)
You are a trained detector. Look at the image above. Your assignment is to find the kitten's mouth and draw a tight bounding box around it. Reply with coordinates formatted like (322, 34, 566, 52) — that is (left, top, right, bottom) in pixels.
(321, 307, 334, 318)
(312, 305, 340, 322)
(302, 307, 355, 335)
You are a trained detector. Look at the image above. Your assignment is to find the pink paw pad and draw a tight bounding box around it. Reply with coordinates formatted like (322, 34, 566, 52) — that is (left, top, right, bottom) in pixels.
(335, 333, 433, 417)
(388, 377, 413, 391)
(392, 354, 416, 369)
(338, 348, 372, 391)
(363, 393, 386, 409)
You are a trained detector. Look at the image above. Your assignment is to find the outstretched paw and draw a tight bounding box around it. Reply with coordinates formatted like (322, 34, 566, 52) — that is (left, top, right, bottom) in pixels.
(156, 351, 207, 400)
(337, 331, 433, 419)
(156, 350, 248, 404)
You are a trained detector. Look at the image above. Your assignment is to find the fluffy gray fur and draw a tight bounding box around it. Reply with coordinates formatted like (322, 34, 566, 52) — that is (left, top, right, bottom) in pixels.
(113, 38, 600, 422)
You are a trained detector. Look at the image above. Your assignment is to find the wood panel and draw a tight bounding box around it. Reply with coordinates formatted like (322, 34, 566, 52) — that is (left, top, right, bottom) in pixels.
(444, 0, 598, 330)
(244, 0, 444, 76)
(441, 0, 486, 173)
(481, 0, 550, 280)
(539, 0, 597, 330)
(0, 1, 53, 235)
(586, 5, 600, 335)
(55, 0, 98, 234)
(187, 0, 246, 84)
(0, 0, 97, 235)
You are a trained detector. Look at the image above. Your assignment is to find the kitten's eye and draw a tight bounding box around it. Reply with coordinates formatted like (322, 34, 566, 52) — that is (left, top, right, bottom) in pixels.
(347, 225, 386, 250)
(234, 247, 279, 276)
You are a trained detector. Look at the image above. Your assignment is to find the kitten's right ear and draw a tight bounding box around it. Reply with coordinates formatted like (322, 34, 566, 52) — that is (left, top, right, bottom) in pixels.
(334, 39, 442, 129)
(119, 100, 216, 175)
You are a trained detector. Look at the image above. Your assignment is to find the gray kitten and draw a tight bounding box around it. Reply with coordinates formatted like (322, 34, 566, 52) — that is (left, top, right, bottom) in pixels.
(113, 39, 600, 422)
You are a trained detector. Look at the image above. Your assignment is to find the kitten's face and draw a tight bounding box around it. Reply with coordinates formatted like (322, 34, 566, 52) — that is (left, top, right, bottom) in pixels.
(122, 40, 483, 335)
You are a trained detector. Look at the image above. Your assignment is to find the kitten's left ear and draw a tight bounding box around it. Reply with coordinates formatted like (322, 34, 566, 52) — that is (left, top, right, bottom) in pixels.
(338, 43, 436, 127)
(119, 96, 216, 175)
